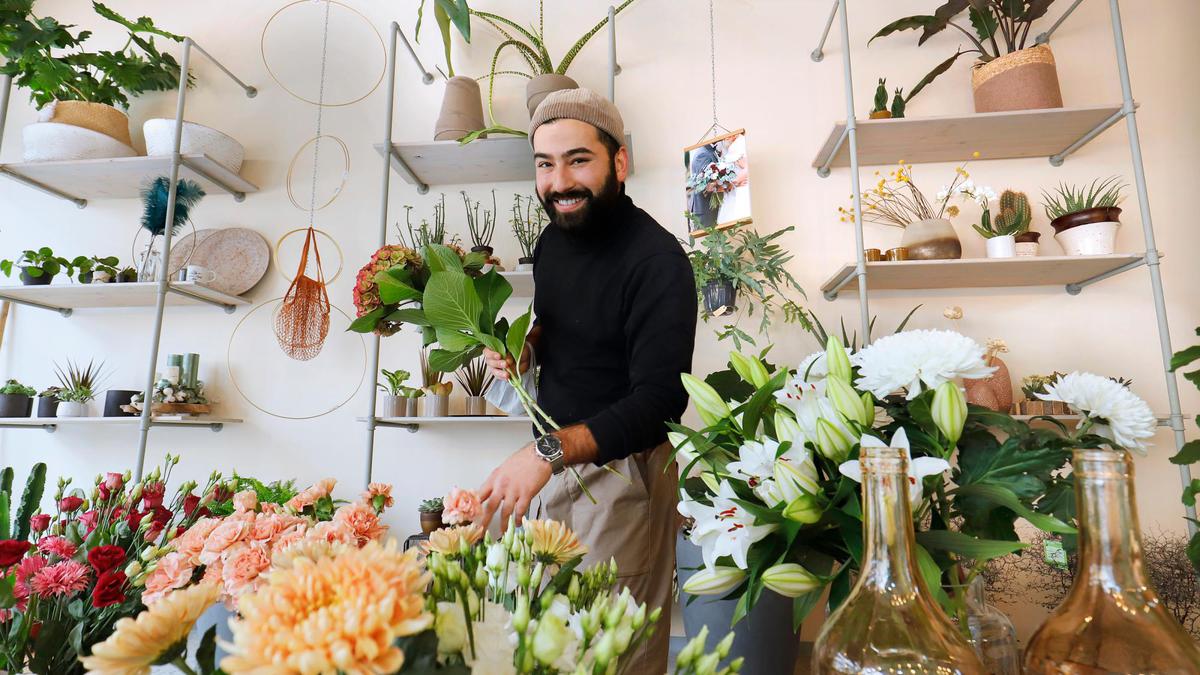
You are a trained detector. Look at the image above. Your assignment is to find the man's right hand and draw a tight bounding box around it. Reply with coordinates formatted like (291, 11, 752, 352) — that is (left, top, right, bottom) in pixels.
(483, 345, 530, 381)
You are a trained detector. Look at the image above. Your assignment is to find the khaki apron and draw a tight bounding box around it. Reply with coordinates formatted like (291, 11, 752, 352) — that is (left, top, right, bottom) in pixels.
(539, 441, 679, 674)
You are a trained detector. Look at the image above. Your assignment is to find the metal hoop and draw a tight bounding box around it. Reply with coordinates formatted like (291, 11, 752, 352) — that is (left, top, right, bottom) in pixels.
(286, 135, 350, 212)
(274, 227, 344, 284)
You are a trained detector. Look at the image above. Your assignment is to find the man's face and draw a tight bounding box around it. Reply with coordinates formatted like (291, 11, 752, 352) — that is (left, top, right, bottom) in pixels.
(533, 119, 629, 232)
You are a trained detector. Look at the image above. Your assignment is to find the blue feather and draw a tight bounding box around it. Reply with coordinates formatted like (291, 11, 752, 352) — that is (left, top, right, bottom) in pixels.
(140, 176, 206, 236)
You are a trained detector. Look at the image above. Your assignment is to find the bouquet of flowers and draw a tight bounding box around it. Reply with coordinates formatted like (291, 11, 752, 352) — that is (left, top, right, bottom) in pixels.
(687, 158, 739, 211)
(670, 330, 1132, 630)
(0, 456, 206, 674)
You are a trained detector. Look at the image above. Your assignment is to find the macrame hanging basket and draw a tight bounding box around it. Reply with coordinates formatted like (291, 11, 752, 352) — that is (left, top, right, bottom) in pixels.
(273, 226, 330, 361)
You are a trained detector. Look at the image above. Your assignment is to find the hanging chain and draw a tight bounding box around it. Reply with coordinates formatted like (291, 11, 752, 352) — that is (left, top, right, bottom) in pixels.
(308, 0, 333, 224)
(709, 0, 717, 126)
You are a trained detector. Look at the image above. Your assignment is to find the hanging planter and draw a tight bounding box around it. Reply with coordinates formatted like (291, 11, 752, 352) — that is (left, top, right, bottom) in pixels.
(702, 279, 737, 315)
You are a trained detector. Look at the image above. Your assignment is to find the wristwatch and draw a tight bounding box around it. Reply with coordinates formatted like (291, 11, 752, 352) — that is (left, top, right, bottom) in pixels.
(535, 434, 565, 475)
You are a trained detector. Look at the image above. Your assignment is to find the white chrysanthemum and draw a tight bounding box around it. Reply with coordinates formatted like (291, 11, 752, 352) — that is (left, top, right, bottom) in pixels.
(1036, 371, 1157, 453)
(853, 329, 996, 400)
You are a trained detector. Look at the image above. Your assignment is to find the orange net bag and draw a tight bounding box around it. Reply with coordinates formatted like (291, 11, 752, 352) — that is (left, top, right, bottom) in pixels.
(274, 226, 330, 361)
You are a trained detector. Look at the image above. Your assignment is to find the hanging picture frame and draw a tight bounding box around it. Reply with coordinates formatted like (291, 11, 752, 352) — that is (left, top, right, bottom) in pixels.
(684, 128, 752, 237)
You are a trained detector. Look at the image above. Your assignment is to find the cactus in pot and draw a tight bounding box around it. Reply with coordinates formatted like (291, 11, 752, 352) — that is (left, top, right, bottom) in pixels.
(992, 190, 1032, 236)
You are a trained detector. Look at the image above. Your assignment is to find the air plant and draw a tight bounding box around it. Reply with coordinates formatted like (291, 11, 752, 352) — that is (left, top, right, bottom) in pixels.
(463, 190, 497, 253)
(139, 176, 205, 279)
(455, 356, 494, 397)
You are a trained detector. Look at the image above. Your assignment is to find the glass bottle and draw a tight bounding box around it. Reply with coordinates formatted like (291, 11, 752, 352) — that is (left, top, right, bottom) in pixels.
(1024, 449, 1200, 673)
(812, 446, 985, 674)
(961, 576, 1019, 675)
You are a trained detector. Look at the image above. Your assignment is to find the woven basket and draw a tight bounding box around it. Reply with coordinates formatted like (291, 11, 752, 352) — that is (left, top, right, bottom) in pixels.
(39, 100, 132, 146)
(144, 119, 246, 173)
(971, 44, 1063, 113)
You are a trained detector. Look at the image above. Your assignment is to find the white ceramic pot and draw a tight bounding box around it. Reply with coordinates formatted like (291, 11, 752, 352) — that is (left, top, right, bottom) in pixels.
(56, 401, 87, 418)
(143, 119, 245, 173)
(1014, 242, 1039, 257)
(1054, 221, 1119, 256)
(515, 262, 535, 272)
(985, 235, 1017, 259)
(22, 122, 138, 162)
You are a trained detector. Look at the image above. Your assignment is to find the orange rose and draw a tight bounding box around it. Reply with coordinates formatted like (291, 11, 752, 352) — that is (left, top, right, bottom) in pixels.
(332, 502, 388, 546)
(142, 552, 193, 605)
(442, 487, 482, 526)
(199, 519, 250, 566)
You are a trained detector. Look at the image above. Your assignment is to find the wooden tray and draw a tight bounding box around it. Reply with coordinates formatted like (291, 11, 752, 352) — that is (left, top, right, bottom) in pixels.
(121, 403, 212, 415)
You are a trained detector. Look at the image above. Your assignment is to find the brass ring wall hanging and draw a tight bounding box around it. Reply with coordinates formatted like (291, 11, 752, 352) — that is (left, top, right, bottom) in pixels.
(260, 0, 386, 107)
(274, 227, 344, 285)
(286, 135, 350, 212)
(129, 220, 198, 280)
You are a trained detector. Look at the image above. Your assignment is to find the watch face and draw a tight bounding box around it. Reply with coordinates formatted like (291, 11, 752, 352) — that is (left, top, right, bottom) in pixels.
(537, 435, 562, 458)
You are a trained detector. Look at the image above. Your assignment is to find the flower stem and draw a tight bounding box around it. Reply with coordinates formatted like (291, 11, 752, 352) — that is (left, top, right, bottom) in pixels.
(172, 658, 199, 675)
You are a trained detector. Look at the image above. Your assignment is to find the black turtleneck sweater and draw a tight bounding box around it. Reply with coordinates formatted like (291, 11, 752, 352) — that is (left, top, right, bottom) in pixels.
(532, 194, 697, 466)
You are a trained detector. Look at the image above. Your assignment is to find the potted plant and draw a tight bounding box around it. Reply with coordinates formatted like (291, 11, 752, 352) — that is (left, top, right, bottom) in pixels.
(0, 380, 36, 418)
(966, 188, 1030, 259)
(456, 356, 494, 416)
(686, 225, 808, 349)
(418, 497, 445, 534)
(377, 368, 413, 418)
(70, 255, 120, 284)
(1015, 372, 1071, 415)
(116, 265, 139, 283)
(421, 347, 453, 417)
(1015, 230, 1041, 257)
(839, 158, 977, 260)
(412, 0, 484, 141)
(54, 359, 105, 418)
(1042, 177, 1126, 256)
(872, 0, 1063, 114)
(397, 196, 450, 249)
(463, 190, 499, 264)
(1, 3, 187, 161)
(36, 386, 61, 418)
(511, 194, 546, 271)
(1, 247, 72, 286)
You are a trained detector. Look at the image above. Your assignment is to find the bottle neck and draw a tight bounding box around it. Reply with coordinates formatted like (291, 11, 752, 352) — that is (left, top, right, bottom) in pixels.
(1074, 451, 1150, 591)
(860, 452, 921, 591)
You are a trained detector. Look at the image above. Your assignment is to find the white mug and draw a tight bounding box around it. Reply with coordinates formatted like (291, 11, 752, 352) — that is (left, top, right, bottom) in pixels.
(185, 265, 217, 284)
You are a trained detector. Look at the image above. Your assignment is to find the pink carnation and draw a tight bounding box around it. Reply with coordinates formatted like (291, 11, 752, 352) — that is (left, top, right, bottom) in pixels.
(443, 487, 482, 526)
(232, 490, 258, 513)
(222, 544, 270, 596)
(332, 502, 387, 546)
(141, 551, 193, 605)
(271, 523, 309, 552)
(285, 489, 317, 512)
(312, 478, 337, 499)
(16, 555, 48, 583)
(174, 518, 220, 563)
(306, 521, 354, 546)
(37, 535, 77, 560)
(31, 560, 90, 597)
(198, 519, 249, 566)
(361, 482, 394, 509)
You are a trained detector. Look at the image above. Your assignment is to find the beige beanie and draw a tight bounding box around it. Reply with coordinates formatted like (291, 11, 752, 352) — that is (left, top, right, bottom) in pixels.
(528, 88, 625, 147)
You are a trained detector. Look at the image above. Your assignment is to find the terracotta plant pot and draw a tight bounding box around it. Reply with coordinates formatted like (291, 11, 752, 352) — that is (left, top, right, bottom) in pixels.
(39, 100, 133, 146)
(965, 357, 1013, 412)
(420, 510, 444, 534)
(971, 44, 1063, 113)
(1050, 207, 1122, 235)
(869, 110, 892, 119)
(525, 74, 579, 117)
(434, 76, 486, 142)
(900, 218, 962, 260)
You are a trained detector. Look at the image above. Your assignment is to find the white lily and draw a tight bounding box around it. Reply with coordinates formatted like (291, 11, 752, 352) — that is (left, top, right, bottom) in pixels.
(677, 480, 777, 570)
(837, 428, 950, 507)
(727, 438, 781, 504)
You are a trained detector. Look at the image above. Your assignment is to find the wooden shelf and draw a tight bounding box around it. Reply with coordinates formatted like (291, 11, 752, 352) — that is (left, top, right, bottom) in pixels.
(0, 154, 258, 202)
(812, 105, 1124, 170)
(820, 253, 1148, 299)
(1012, 414, 1175, 428)
(377, 134, 635, 187)
(360, 415, 532, 433)
(0, 416, 240, 432)
(0, 281, 250, 315)
(501, 271, 533, 298)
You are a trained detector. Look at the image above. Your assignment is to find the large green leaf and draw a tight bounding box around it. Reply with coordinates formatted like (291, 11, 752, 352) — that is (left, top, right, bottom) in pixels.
(507, 308, 533, 362)
(386, 308, 431, 326)
(923, 0, 971, 44)
(474, 269, 512, 334)
(967, 4, 998, 42)
(1170, 440, 1200, 466)
(347, 307, 386, 333)
(738, 367, 789, 440)
(954, 484, 1075, 534)
(423, 272, 482, 334)
(1171, 344, 1200, 372)
(792, 589, 824, 632)
(916, 530, 1027, 560)
(422, 244, 467, 275)
(869, 15, 942, 44)
(376, 268, 423, 305)
(428, 347, 477, 373)
(906, 49, 970, 101)
(435, 327, 479, 353)
(915, 544, 950, 607)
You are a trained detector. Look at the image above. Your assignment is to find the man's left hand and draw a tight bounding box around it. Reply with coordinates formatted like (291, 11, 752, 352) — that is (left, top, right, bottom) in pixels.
(478, 443, 552, 532)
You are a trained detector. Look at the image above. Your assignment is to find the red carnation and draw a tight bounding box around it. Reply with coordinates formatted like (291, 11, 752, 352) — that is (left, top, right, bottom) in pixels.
(124, 509, 144, 531)
(29, 514, 50, 533)
(212, 484, 233, 504)
(87, 545, 125, 574)
(182, 493, 200, 516)
(0, 540, 31, 568)
(58, 496, 84, 513)
(141, 481, 165, 510)
(91, 570, 127, 608)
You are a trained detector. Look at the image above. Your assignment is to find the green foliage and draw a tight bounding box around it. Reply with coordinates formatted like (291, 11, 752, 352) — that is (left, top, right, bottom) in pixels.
(1, 247, 71, 279)
(207, 474, 300, 518)
(972, 189, 1031, 239)
(347, 245, 485, 335)
(686, 225, 808, 349)
(1, 466, 13, 497)
(68, 255, 120, 280)
(1171, 326, 1200, 572)
(0, 1, 186, 108)
(414, 0, 472, 77)
(140, 177, 205, 237)
(1041, 176, 1126, 220)
(462, 190, 497, 250)
(15, 463, 46, 542)
(54, 359, 106, 404)
(378, 368, 413, 396)
(0, 493, 9, 541)
(0, 380, 36, 397)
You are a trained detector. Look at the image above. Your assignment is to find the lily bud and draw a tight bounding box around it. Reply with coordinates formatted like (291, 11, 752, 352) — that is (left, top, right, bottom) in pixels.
(825, 335, 853, 382)
(814, 418, 852, 463)
(931, 381, 968, 446)
(668, 431, 700, 469)
(676, 626, 708, 668)
(728, 656, 746, 673)
(696, 652, 721, 675)
(681, 373, 731, 422)
(762, 563, 823, 597)
(860, 392, 876, 426)
(826, 377, 871, 427)
(774, 412, 803, 445)
(532, 612, 570, 666)
(774, 460, 819, 504)
(728, 352, 769, 388)
(782, 493, 823, 524)
(682, 566, 747, 596)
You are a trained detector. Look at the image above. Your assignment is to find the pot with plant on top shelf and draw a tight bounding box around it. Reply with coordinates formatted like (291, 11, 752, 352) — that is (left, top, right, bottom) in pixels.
(1, 248, 72, 286)
(1043, 177, 1126, 256)
(70, 255, 120, 284)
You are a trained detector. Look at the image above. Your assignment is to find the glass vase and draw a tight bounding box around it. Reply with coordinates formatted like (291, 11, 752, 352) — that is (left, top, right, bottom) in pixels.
(1024, 450, 1200, 673)
(812, 446, 985, 674)
(959, 576, 1020, 675)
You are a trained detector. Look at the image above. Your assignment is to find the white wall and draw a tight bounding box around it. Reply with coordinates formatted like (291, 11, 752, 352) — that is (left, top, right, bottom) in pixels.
(1, 0, 1197, 637)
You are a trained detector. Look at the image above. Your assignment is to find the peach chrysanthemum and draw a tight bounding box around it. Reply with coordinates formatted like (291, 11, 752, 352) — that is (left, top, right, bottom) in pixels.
(79, 582, 219, 674)
(524, 519, 588, 565)
(423, 524, 484, 556)
(221, 540, 431, 674)
(270, 538, 353, 570)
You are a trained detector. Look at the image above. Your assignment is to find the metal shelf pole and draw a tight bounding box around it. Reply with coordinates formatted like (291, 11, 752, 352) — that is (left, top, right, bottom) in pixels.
(1106, 0, 1195, 529)
(834, 0, 872, 345)
(134, 39, 255, 481)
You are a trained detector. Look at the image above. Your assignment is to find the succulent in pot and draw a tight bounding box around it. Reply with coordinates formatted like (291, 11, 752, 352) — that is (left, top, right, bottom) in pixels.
(0, 380, 37, 418)
(377, 368, 414, 418)
(1042, 177, 1126, 256)
(36, 386, 62, 418)
(418, 497, 445, 534)
(54, 359, 105, 418)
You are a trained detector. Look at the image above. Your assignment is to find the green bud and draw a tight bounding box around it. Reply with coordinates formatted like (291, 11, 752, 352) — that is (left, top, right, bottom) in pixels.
(931, 381, 968, 446)
(512, 593, 530, 633)
(647, 606, 663, 625)
(630, 604, 646, 631)
(860, 392, 876, 426)
(124, 561, 142, 578)
(517, 563, 530, 588)
(728, 351, 769, 388)
(762, 563, 823, 598)
(782, 493, 823, 524)
(567, 575, 581, 604)
(728, 656, 746, 673)
(774, 412, 803, 445)
(826, 376, 871, 427)
(682, 566, 747, 596)
(614, 624, 635, 654)
(530, 561, 544, 590)
(825, 335, 853, 382)
(715, 631, 735, 659)
(677, 626, 708, 668)
(696, 652, 721, 675)
(681, 373, 732, 421)
(473, 566, 488, 591)
(593, 632, 615, 669)
(814, 418, 852, 463)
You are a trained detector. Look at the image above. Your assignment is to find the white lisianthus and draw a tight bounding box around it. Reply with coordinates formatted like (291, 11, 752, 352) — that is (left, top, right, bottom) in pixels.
(435, 601, 468, 658)
(838, 428, 950, 507)
(853, 329, 996, 400)
(465, 602, 519, 675)
(1036, 371, 1157, 453)
(677, 481, 777, 570)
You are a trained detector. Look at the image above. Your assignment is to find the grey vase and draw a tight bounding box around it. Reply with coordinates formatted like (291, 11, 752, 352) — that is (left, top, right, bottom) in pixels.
(676, 533, 801, 675)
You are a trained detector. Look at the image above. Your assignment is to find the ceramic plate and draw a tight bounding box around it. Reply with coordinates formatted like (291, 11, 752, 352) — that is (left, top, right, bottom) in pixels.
(185, 228, 270, 296)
